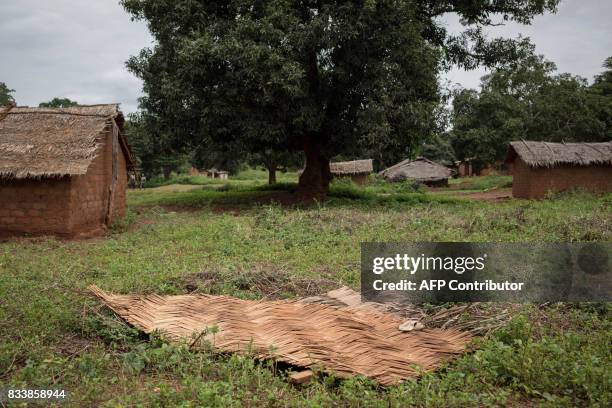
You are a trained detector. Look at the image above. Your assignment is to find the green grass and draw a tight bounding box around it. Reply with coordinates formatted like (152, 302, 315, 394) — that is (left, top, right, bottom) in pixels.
(1, 170, 611, 407)
(144, 174, 227, 188)
(145, 168, 301, 188)
(230, 168, 300, 184)
(448, 175, 513, 191)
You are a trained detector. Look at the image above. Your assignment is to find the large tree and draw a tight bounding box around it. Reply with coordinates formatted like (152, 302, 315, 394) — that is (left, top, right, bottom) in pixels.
(123, 0, 558, 198)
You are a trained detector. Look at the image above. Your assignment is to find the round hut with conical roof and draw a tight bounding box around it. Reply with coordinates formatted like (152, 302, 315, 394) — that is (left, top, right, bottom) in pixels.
(380, 157, 454, 187)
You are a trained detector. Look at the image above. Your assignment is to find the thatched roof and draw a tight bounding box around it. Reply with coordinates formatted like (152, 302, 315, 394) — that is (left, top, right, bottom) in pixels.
(0, 104, 134, 179)
(506, 140, 612, 168)
(329, 159, 373, 175)
(380, 157, 454, 182)
(91, 285, 470, 386)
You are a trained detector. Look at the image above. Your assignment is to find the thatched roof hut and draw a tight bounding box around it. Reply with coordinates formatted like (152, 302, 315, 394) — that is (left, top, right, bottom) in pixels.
(0, 104, 134, 237)
(506, 141, 612, 168)
(0, 104, 134, 178)
(329, 159, 373, 185)
(506, 140, 612, 198)
(206, 168, 229, 179)
(380, 157, 454, 186)
(329, 159, 373, 176)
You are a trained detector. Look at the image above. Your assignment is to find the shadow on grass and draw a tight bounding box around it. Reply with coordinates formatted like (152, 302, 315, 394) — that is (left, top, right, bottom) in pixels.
(128, 181, 462, 211)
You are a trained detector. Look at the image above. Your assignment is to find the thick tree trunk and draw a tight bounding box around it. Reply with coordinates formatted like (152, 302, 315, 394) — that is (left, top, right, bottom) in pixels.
(296, 140, 332, 200)
(162, 167, 172, 180)
(268, 167, 277, 184)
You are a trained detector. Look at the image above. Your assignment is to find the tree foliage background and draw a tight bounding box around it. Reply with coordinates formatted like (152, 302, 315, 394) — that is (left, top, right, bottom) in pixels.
(0, 82, 15, 106)
(39, 97, 79, 108)
(449, 52, 612, 170)
(125, 112, 190, 178)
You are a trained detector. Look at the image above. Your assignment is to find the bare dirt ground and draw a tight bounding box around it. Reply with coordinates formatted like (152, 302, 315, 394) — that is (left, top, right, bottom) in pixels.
(458, 189, 513, 201)
(430, 188, 513, 201)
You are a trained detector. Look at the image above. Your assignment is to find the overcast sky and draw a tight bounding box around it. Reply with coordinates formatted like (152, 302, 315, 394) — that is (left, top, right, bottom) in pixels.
(1, 1, 610, 114)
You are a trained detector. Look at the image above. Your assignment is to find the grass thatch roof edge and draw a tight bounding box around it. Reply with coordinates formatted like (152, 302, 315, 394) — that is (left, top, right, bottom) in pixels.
(329, 159, 373, 175)
(0, 104, 135, 180)
(506, 140, 612, 168)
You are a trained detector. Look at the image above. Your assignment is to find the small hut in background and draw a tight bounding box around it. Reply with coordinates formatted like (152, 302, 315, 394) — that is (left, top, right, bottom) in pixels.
(380, 157, 454, 187)
(0, 104, 134, 237)
(506, 140, 612, 199)
(205, 168, 229, 180)
(455, 159, 473, 177)
(329, 159, 373, 185)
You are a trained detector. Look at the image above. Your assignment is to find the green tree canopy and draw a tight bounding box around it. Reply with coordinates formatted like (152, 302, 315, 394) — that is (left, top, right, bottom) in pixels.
(450, 54, 612, 170)
(39, 97, 79, 108)
(421, 133, 456, 166)
(123, 0, 559, 198)
(125, 112, 190, 179)
(0, 82, 15, 106)
(590, 57, 612, 96)
(191, 141, 244, 176)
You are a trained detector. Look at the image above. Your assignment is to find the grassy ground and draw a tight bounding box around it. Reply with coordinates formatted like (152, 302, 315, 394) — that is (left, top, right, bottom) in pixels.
(447, 175, 513, 192)
(1, 171, 610, 407)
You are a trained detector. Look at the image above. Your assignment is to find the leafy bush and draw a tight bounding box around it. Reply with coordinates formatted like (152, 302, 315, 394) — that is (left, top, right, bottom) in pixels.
(329, 179, 376, 200)
(366, 175, 423, 194)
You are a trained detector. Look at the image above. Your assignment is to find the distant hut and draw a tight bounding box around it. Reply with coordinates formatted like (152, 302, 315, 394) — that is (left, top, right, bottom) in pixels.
(455, 159, 474, 177)
(329, 159, 373, 185)
(206, 168, 229, 179)
(0, 104, 134, 237)
(380, 157, 454, 187)
(506, 141, 612, 199)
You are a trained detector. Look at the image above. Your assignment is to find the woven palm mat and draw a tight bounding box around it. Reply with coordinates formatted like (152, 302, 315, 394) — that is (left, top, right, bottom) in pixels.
(90, 285, 471, 386)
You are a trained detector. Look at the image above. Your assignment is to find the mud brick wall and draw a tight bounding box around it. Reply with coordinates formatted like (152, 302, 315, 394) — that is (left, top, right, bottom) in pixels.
(69, 129, 128, 232)
(512, 157, 612, 199)
(0, 128, 129, 237)
(111, 143, 128, 220)
(0, 177, 73, 235)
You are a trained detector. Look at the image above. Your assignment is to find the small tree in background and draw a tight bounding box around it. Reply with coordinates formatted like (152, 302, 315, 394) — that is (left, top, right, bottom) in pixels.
(39, 97, 79, 108)
(125, 112, 189, 179)
(192, 140, 303, 184)
(0, 82, 15, 106)
(192, 142, 244, 176)
(421, 133, 456, 167)
(590, 57, 612, 97)
(587, 57, 612, 141)
(247, 149, 303, 185)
